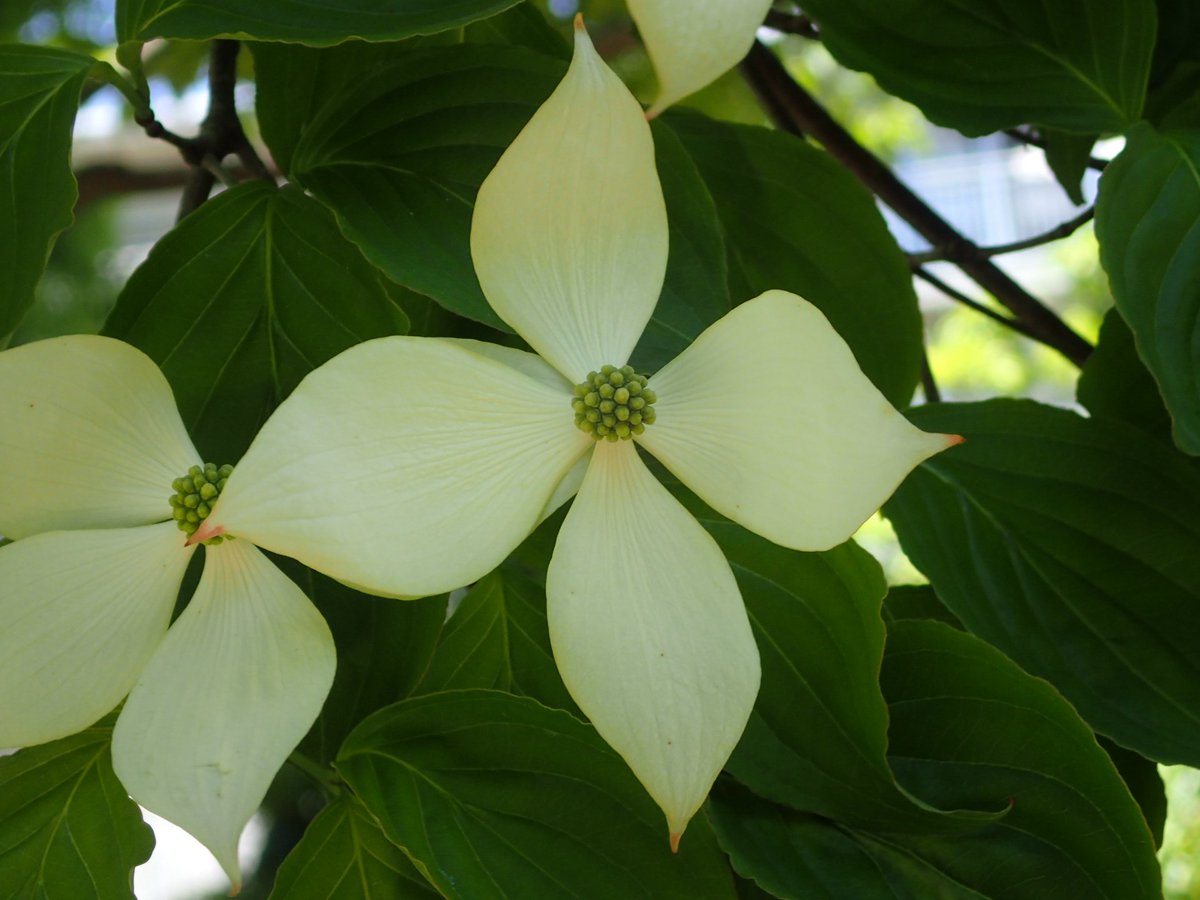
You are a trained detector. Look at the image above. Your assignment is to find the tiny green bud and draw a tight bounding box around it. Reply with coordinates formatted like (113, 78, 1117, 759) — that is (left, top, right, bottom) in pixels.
(168, 460, 236, 544)
(570, 365, 656, 443)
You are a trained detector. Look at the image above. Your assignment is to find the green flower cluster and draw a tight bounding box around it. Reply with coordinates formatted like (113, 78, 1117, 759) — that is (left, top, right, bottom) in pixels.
(169, 463, 234, 542)
(572, 364, 657, 441)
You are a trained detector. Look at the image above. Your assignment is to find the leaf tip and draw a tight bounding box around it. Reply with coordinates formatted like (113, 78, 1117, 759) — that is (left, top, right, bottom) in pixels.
(945, 433, 966, 447)
(669, 830, 682, 854)
(573, 11, 585, 32)
(186, 521, 224, 547)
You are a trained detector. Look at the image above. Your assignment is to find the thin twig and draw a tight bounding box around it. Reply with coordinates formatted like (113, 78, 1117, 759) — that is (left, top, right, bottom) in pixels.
(914, 267, 1038, 340)
(910, 207, 1095, 264)
(740, 41, 1092, 367)
(920, 354, 941, 403)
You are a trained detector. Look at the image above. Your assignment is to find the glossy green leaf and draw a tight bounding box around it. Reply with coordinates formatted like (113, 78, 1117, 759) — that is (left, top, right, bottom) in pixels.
(417, 567, 576, 712)
(886, 399, 1200, 766)
(633, 120, 730, 372)
(799, 0, 1155, 135)
(1076, 307, 1173, 440)
(286, 45, 564, 330)
(1096, 123, 1200, 454)
(710, 622, 1161, 899)
(673, 486, 996, 832)
(665, 110, 923, 407)
(273, 559, 448, 766)
(0, 45, 93, 346)
(117, 0, 523, 43)
(104, 182, 407, 462)
(709, 780, 984, 900)
(881, 584, 961, 629)
(338, 690, 736, 900)
(1042, 130, 1095, 206)
(1098, 738, 1167, 848)
(0, 722, 154, 899)
(877, 620, 1160, 899)
(270, 795, 440, 900)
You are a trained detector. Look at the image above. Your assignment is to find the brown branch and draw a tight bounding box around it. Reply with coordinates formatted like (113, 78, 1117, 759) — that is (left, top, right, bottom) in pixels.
(740, 40, 1093, 367)
(914, 267, 1038, 340)
(126, 40, 274, 220)
(920, 354, 941, 403)
(910, 207, 1095, 264)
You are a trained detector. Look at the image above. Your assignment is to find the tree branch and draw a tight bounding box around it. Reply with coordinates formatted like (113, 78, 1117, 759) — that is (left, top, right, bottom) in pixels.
(914, 267, 1038, 340)
(740, 40, 1093, 367)
(909, 206, 1095, 264)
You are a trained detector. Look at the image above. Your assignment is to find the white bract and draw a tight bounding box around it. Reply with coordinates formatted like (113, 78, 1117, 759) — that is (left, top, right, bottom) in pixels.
(207, 23, 955, 845)
(628, 0, 775, 117)
(0, 335, 335, 891)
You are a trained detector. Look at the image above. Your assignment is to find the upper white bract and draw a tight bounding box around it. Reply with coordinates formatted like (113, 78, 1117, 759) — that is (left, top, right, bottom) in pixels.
(209, 23, 956, 845)
(0, 335, 335, 891)
(627, 0, 775, 117)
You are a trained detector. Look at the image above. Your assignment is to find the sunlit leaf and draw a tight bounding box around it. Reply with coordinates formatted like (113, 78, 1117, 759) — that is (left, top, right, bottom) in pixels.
(0, 45, 93, 345)
(338, 690, 736, 899)
(0, 721, 154, 899)
(799, 0, 1155, 134)
(886, 399, 1200, 766)
(104, 182, 407, 462)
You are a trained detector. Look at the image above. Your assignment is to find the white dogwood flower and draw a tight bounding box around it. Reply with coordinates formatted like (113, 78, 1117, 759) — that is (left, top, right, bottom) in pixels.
(0, 335, 335, 891)
(207, 21, 955, 847)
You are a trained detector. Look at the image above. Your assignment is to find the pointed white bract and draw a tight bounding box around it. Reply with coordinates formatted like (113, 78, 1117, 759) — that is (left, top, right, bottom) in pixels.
(0, 334, 340, 890)
(470, 22, 669, 382)
(112, 540, 335, 889)
(628, 0, 775, 117)
(0, 523, 191, 747)
(0, 335, 200, 539)
(639, 291, 957, 550)
(547, 441, 759, 838)
(214, 337, 592, 598)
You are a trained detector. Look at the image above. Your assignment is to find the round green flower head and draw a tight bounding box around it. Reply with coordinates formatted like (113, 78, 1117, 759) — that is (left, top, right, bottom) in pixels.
(572, 364, 656, 442)
(169, 463, 234, 543)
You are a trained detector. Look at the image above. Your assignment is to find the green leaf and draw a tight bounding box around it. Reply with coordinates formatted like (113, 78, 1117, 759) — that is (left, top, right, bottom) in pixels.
(0, 722, 154, 899)
(1041, 130, 1096, 206)
(665, 110, 923, 407)
(1096, 123, 1200, 454)
(1076, 307, 1173, 440)
(274, 559, 448, 766)
(1098, 738, 1167, 848)
(674, 486, 997, 831)
(877, 620, 1161, 899)
(881, 584, 961, 629)
(634, 120, 730, 372)
(286, 44, 565, 330)
(709, 780, 985, 900)
(799, 0, 1155, 135)
(270, 795, 440, 899)
(710, 622, 1162, 899)
(103, 182, 407, 462)
(885, 399, 1200, 767)
(417, 567, 577, 712)
(0, 45, 94, 346)
(338, 690, 736, 900)
(117, 0, 524, 43)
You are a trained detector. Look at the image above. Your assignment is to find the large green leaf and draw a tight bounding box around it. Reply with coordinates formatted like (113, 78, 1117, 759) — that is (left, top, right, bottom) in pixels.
(0, 722, 154, 899)
(710, 621, 1161, 899)
(1076, 307, 1173, 440)
(799, 0, 1155, 135)
(270, 795, 440, 899)
(285, 44, 564, 330)
(1096, 123, 1200, 454)
(337, 690, 736, 900)
(654, 478, 1000, 834)
(117, 0, 523, 43)
(103, 182, 407, 462)
(665, 110, 923, 407)
(416, 567, 577, 712)
(885, 399, 1200, 767)
(0, 45, 93, 346)
(272, 559, 448, 767)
